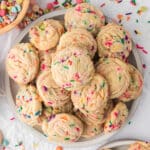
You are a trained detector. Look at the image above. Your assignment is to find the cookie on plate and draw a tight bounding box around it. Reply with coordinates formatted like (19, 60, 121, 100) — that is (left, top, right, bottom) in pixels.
(104, 102, 128, 133)
(39, 49, 55, 71)
(65, 3, 105, 36)
(96, 58, 130, 99)
(75, 100, 113, 125)
(38, 101, 73, 125)
(29, 19, 63, 51)
(57, 28, 97, 58)
(6, 43, 39, 85)
(71, 74, 109, 114)
(36, 70, 71, 107)
(128, 141, 150, 150)
(42, 113, 83, 142)
(97, 23, 132, 60)
(16, 85, 42, 126)
(81, 123, 103, 138)
(51, 46, 95, 91)
(118, 64, 143, 102)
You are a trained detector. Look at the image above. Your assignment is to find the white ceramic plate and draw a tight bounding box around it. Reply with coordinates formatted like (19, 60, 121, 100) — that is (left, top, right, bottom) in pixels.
(5, 10, 143, 148)
(98, 140, 140, 150)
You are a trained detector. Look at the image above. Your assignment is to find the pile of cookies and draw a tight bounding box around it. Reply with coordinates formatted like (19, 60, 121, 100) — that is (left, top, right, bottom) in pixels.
(6, 3, 143, 143)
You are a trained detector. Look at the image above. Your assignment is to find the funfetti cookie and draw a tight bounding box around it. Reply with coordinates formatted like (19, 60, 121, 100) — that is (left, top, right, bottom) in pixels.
(6, 43, 39, 85)
(104, 102, 128, 133)
(118, 64, 143, 102)
(42, 113, 83, 142)
(71, 74, 109, 114)
(39, 49, 55, 71)
(46, 19, 64, 36)
(128, 141, 150, 150)
(96, 58, 130, 99)
(81, 123, 103, 138)
(75, 99, 113, 126)
(36, 70, 71, 107)
(29, 20, 60, 51)
(57, 28, 97, 58)
(51, 46, 95, 91)
(38, 101, 73, 125)
(65, 3, 105, 36)
(16, 85, 42, 126)
(97, 23, 132, 60)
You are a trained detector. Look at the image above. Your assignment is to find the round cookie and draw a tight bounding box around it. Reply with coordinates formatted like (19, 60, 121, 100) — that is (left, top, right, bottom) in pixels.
(82, 123, 103, 138)
(46, 19, 64, 36)
(29, 20, 59, 51)
(96, 58, 130, 99)
(118, 64, 143, 102)
(16, 85, 42, 126)
(71, 74, 109, 114)
(38, 101, 73, 125)
(128, 141, 150, 150)
(39, 49, 55, 71)
(6, 43, 39, 85)
(65, 3, 105, 36)
(51, 46, 95, 91)
(42, 113, 83, 142)
(75, 100, 113, 125)
(57, 28, 97, 58)
(36, 70, 71, 107)
(104, 102, 128, 133)
(97, 23, 132, 60)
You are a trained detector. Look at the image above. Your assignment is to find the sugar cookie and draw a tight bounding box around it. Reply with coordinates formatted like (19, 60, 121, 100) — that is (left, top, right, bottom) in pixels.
(6, 43, 39, 85)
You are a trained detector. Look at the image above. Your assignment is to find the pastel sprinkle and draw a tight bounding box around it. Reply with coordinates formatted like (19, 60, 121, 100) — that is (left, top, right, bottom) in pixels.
(63, 66, 69, 69)
(130, 0, 136, 6)
(128, 121, 132, 125)
(64, 137, 70, 141)
(142, 64, 146, 69)
(136, 44, 148, 54)
(137, 6, 148, 15)
(100, 3, 106, 8)
(2, 139, 9, 146)
(134, 29, 141, 35)
(35, 111, 41, 116)
(15, 141, 23, 147)
(10, 117, 15, 121)
(56, 146, 63, 150)
(125, 12, 132, 15)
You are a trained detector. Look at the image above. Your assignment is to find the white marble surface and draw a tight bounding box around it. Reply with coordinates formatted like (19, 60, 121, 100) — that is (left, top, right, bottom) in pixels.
(0, 0, 150, 150)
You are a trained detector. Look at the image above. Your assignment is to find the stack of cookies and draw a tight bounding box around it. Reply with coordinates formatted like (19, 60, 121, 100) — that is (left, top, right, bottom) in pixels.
(6, 3, 143, 143)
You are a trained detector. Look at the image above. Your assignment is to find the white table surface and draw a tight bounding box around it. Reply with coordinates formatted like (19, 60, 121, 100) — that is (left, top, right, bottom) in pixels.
(0, 0, 150, 150)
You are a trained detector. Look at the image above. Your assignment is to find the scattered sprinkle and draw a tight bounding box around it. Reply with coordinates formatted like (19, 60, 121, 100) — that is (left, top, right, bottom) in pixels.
(147, 21, 150, 23)
(134, 29, 141, 35)
(10, 117, 15, 121)
(136, 44, 148, 54)
(100, 3, 106, 7)
(125, 12, 132, 15)
(136, 19, 139, 23)
(115, 0, 123, 3)
(142, 64, 146, 69)
(2, 139, 9, 146)
(128, 121, 131, 125)
(130, 0, 136, 6)
(15, 141, 23, 147)
(56, 146, 63, 150)
(137, 6, 148, 15)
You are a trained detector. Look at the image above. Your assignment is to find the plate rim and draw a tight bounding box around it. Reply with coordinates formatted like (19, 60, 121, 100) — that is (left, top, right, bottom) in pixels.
(5, 9, 144, 148)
